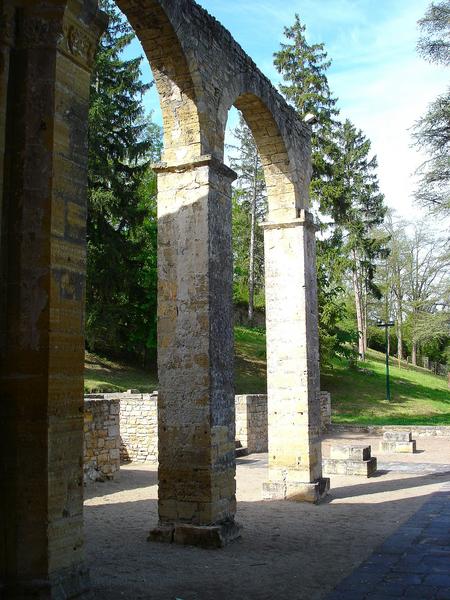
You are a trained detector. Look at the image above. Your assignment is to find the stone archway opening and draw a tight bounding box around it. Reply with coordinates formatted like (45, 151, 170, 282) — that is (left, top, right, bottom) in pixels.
(223, 93, 329, 504)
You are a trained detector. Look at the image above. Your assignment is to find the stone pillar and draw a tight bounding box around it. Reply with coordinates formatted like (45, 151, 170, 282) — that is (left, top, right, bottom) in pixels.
(262, 210, 329, 503)
(0, 1, 14, 338)
(149, 155, 241, 548)
(0, 2, 106, 597)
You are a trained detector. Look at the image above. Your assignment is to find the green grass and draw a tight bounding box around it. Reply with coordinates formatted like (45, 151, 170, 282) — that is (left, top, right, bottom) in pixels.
(84, 326, 267, 395)
(322, 349, 450, 425)
(84, 352, 158, 394)
(85, 328, 450, 425)
(234, 326, 267, 394)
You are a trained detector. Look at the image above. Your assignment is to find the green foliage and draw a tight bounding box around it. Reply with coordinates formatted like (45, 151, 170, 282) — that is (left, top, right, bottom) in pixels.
(316, 235, 357, 364)
(274, 18, 388, 362)
(274, 15, 340, 210)
(417, 0, 450, 66)
(414, 0, 450, 215)
(86, 0, 162, 364)
(412, 92, 450, 214)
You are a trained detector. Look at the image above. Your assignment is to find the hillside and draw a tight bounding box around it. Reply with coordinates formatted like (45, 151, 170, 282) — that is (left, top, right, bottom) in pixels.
(85, 326, 449, 425)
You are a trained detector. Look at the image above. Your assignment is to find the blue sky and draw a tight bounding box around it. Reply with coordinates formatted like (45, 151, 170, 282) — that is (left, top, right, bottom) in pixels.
(126, 0, 448, 219)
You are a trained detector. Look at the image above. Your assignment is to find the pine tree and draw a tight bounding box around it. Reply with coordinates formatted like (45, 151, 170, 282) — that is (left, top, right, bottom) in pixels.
(333, 120, 387, 360)
(274, 15, 340, 215)
(86, 0, 162, 364)
(228, 114, 267, 325)
(274, 17, 356, 363)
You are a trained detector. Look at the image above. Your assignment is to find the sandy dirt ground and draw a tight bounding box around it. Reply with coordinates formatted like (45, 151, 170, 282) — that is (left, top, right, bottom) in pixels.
(84, 434, 450, 600)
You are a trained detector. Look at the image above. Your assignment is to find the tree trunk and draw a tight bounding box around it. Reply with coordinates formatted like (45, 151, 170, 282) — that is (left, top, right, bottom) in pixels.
(352, 258, 365, 361)
(247, 155, 258, 326)
(412, 341, 417, 366)
(397, 306, 403, 368)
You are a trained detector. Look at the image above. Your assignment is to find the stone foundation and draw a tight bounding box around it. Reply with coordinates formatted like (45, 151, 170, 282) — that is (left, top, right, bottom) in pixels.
(330, 425, 450, 437)
(380, 430, 417, 453)
(323, 444, 377, 477)
(149, 521, 242, 549)
(262, 477, 330, 503)
(84, 397, 121, 483)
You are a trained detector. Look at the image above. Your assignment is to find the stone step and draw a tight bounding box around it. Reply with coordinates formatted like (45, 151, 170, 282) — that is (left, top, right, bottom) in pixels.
(383, 430, 413, 442)
(381, 440, 416, 453)
(323, 456, 377, 477)
(330, 444, 372, 461)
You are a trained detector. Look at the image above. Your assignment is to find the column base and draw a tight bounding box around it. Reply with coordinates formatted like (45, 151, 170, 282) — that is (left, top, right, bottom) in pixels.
(0, 565, 90, 599)
(148, 520, 242, 549)
(263, 477, 330, 504)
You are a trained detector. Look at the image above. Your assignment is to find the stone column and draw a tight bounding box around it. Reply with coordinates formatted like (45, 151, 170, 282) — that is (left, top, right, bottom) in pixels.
(0, 1, 13, 336)
(0, 2, 106, 597)
(149, 155, 241, 548)
(262, 210, 330, 503)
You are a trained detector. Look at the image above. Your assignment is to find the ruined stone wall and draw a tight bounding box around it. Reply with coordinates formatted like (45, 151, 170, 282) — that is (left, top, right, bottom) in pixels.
(84, 398, 120, 483)
(235, 394, 268, 454)
(119, 393, 158, 463)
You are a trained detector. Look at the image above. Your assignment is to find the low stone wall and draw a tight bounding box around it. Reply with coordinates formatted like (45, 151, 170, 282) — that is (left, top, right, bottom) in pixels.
(84, 397, 121, 483)
(329, 424, 450, 437)
(84, 391, 333, 475)
(235, 394, 268, 453)
(319, 391, 331, 431)
(119, 392, 158, 463)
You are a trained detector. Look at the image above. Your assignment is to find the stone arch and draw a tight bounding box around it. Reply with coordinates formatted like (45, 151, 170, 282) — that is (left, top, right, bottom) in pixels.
(232, 93, 299, 223)
(116, 0, 205, 163)
(0, 0, 326, 595)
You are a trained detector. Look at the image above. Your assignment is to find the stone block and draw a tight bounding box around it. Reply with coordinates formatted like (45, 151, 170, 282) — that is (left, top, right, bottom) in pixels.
(330, 444, 371, 461)
(323, 456, 377, 477)
(262, 477, 330, 504)
(149, 521, 242, 549)
(383, 430, 413, 442)
(381, 440, 417, 453)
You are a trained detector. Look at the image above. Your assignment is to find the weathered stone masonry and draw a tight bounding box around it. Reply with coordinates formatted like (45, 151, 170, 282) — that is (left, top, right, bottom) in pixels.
(1, 0, 322, 594)
(84, 397, 120, 482)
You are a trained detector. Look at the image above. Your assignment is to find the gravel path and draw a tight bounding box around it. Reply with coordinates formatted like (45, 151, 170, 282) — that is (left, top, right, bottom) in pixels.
(84, 434, 450, 600)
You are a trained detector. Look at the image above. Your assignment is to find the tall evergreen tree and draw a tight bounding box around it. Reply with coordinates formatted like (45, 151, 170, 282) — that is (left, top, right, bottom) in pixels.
(274, 15, 340, 216)
(87, 0, 162, 364)
(333, 120, 387, 360)
(274, 17, 359, 363)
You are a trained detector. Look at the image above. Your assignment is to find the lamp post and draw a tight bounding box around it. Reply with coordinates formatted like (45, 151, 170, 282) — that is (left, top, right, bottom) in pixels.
(376, 319, 395, 401)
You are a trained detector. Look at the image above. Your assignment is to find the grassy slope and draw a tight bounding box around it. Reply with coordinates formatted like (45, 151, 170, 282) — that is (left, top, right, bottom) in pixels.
(85, 327, 449, 425)
(85, 352, 158, 393)
(322, 349, 450, 425)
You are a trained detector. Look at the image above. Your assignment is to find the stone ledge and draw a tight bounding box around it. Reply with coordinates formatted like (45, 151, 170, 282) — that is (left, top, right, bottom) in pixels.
(148, 521, 242, 549)
(328, 424, 450, 437)
(152, 154, 237, 181)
